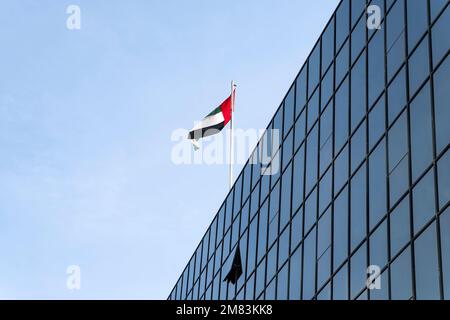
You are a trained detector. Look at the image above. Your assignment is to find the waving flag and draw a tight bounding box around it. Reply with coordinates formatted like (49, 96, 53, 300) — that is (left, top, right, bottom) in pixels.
(188, 88, 235, 150)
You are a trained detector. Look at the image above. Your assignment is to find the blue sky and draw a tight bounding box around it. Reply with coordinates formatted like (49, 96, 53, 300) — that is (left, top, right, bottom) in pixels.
(0, 0, 339, 299)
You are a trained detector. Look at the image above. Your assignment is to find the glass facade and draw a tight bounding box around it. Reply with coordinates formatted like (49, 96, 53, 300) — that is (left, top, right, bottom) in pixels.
(170, 0, 450, 300)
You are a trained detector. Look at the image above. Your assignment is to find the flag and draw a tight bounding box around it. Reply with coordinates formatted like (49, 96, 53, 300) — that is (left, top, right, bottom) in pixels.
(223, 244, 243, 284)
(188, 89, 235, 150)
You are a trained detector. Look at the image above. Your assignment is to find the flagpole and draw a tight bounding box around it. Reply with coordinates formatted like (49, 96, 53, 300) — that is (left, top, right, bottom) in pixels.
(229, 80, 235, 189)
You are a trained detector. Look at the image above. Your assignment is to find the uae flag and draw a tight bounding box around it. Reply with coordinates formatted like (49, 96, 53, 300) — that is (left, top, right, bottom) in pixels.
(188, 89, 235, 150)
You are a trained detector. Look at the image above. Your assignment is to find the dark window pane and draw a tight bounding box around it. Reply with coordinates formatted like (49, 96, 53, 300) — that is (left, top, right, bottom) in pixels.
(368, 95, 385, 151)
(386, 0, 405, 81)
(410, 82, 433, 182)
(321, 68, 334, 110)
(276, 263, 288, 300)
(388, 111, 409, 206)
(319, 169, 332, 214)
(289, 246, 302, 300)
(438, 150, 450, 209)
(351, 122, 366, 173)
(296, 67, 307, 118)
(280, 164, 292, 229)
(306, 125, 319, 193)
(284, 85, 295, 137)
(307, 90, 319, 131)
(391, 247, 413, 300)
(303, 227, 317, 299)
(433, 57, 450, 154)
(390, 197, 410, 256)
(351, 15, 366, 64)
(369, 138, 387, 228)
(294, 109, 306, 152)
(305, 188, 317, 233)
(322, 18, 335, 74)
(309, 44, 321, 96)
(387, 67, 407, 125)
(278, 226, 290, 266)
(336, 0, 350, 51)
(291, 210, 303, 251)
(351, 53, 366, 132)
(368, 29, 385, 107)
(369, 220, 388, 268)
(413, 170, 436, 234)
(415, 223, 440, 299)
(351, 165, 367, 250)
(333, 264, 348, 300)
(406, 0, 428, 52)
(336, 39, 350, 87)
(350, 243, 367, 299)
(440, 208, 450, 299)
(431, 6, 450, 68)
(335, 77, 350, 151)
(320, 103, 333, 175)
(292, 146, 305, 213)
(334, 145, 349, 193)
(334, 187, 349, 269)
(257, 202, 268, 262)
(408, 36, 430, 97)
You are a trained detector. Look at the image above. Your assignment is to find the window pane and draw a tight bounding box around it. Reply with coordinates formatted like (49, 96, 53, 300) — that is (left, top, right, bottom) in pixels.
(334, 187, 349, 269)
(351, 165, 367, 250)
(296, 67, 307, 118)
(306, 125, 319, 193)
(319, 169, 332, 215)
(369, 138, 387, 229)
(334, 145, 349, 194)
(433, 57, 450, 154)
(303, 227, 317, 300)
(410, 82, 433, 182)
(408, 36, 430, 97)
(438, 150, 450, 209)
(291, 210, 303, 251)
(387, 66, 406, 125)
(284, 85, 295, 137)
(351, 53, 366, 132)
(368, 29, 385, 107)
(386, 0, 405, 81)
(430, 0, 448, 22)
(278, 225, 290, 266)
(415, 223, 440, 299)
(390, 197, 411, 256)
(431, 6, 450, 68)
(292, 146, 305, 213)
(280, 164, 292, 229)
(336, 39, 349, 87)
(295, 109, 306, 151)
(350, 243, 367, 299)
(257, 201, 268, 262)
(440, 208, 450, 299)
(388, 112, 409, 207)
(351, 122, 366, 173)
(289, 246, 302, 300)
(368, 95, 385, 151)
(277, 263, 288, 300)
(406, 0, 428, 52)
(369, 220, 388, 268)
(321, 67, 334, 110)
(333, 264, 348, 300)
(413, 170, 436, 234)
(335, 77, 349, 151)
(307, 90, 319, 131)
(391, 247, 413, 300)
(336, 0, 350, 51)
(351, 15, 365, 64)
(320, 103, 333, 175)
(305, 188, 317, 233)
(309, 44, 320, 96)
(282, 129, 293, 171)
(322, 18, 335, 74)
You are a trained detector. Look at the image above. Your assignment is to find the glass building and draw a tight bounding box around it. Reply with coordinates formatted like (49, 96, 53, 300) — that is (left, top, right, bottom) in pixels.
(169, 0, 450, 300)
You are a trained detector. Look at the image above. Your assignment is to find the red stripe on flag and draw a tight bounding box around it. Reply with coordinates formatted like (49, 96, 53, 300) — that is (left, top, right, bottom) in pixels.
(220, 89, 235, 126)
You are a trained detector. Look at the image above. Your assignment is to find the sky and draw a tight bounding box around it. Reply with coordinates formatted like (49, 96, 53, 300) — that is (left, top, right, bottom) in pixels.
(0, 0, 340, 299)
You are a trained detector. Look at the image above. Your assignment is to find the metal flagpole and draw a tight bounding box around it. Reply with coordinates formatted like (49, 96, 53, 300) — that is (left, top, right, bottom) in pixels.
(229, 80, 235, 189)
